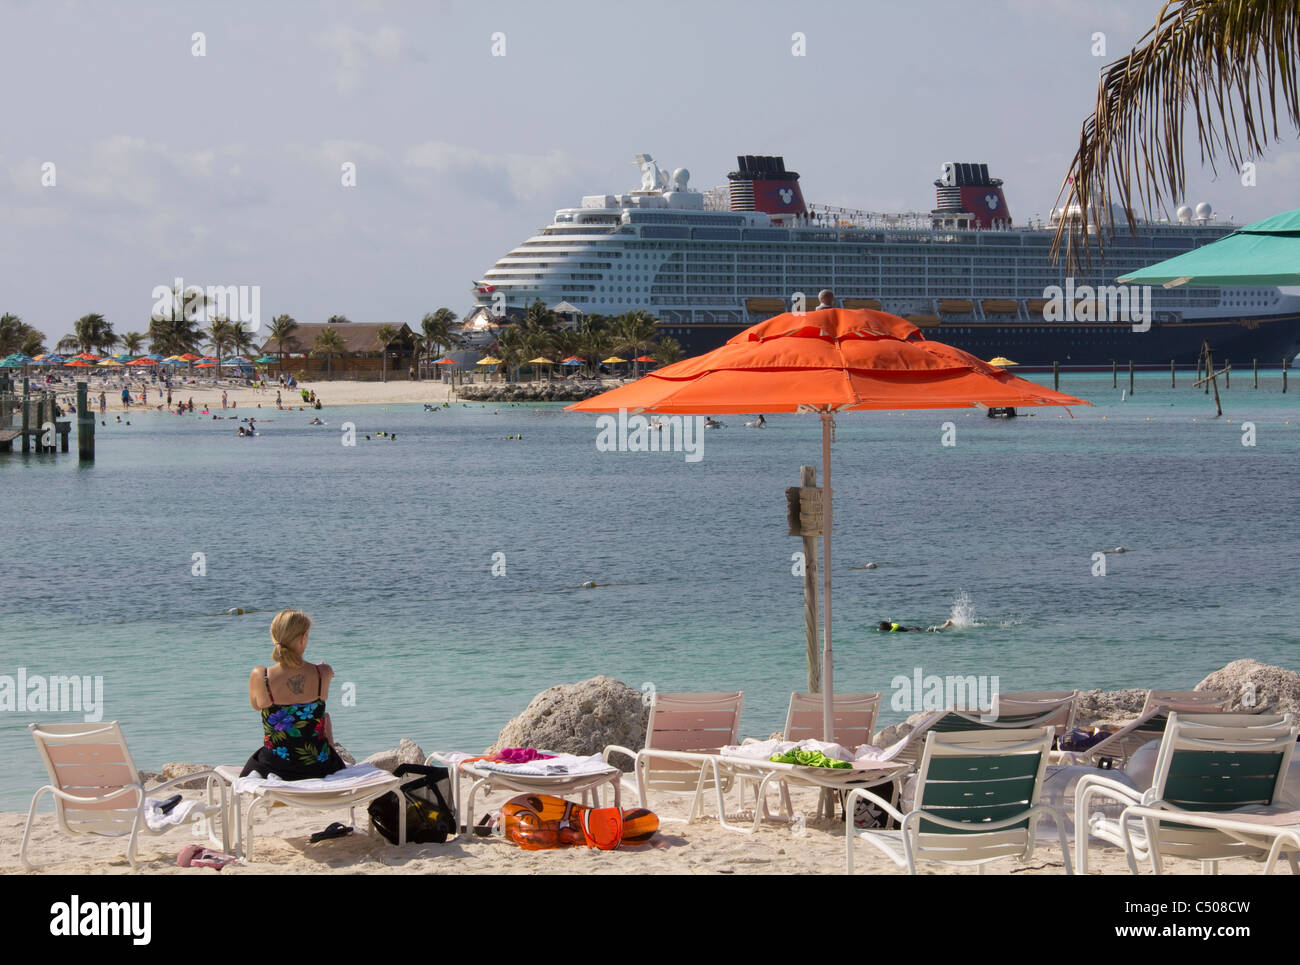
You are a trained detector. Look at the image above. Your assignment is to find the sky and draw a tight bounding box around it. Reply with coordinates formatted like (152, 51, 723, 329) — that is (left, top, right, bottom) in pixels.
(2, 0, 1297, 346)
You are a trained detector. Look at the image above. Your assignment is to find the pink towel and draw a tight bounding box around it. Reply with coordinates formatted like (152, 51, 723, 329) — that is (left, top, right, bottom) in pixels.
(495, 748, 555, 763)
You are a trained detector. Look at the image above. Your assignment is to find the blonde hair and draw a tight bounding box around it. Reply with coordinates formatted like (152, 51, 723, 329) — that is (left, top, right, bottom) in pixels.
(270, 610, 312, 668)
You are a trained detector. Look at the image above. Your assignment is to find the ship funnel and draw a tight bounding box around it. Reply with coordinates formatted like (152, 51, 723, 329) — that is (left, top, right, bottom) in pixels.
(728, 155, 806, 216)
(932, 162, 1012, 229)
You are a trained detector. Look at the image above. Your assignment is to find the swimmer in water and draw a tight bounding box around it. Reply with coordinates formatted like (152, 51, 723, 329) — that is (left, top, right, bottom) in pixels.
(878, 619, 955, 633)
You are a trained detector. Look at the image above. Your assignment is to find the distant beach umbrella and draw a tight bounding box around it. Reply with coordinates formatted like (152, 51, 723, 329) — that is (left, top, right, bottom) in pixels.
(127, 358, 157, 366)
(476, 356, 502, 365)
(601, 357, 627, 364)
(569, 308, 1089, 740)
(987, 356, 1019, 367)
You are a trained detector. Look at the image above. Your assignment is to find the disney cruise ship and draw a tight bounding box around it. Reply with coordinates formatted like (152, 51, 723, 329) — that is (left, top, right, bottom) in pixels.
(470, 154, 1300, 365)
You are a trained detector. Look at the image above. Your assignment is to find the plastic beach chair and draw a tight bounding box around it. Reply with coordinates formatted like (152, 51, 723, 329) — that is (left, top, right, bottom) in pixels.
(893, 691, 1079, 767)
(845, 726, 1069, 875)
(741, 692, 882, 822)
(1074, 712, 1299, 875)
(213, 763, 403, 860)
(22, 722, 231, 869)
(1074, 690, 1231, 770)
(603, 691, 743, 823)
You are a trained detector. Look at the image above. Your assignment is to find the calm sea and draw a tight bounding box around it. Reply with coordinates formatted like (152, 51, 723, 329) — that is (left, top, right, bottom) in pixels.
(1, 373, 1297, 810)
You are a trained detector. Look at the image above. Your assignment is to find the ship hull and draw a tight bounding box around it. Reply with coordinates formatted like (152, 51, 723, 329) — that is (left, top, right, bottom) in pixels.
(667, 312, 1300, 367)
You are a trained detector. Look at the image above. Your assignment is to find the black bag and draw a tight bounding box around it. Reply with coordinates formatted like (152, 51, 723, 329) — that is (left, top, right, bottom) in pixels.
(367, 763, 457, 844)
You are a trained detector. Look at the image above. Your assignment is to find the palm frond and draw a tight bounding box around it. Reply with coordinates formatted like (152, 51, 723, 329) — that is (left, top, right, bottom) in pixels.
(1052, 0, 1300, 270)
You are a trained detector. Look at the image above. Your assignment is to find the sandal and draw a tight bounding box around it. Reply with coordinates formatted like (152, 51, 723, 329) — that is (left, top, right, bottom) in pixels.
(308, 821, 353, 843)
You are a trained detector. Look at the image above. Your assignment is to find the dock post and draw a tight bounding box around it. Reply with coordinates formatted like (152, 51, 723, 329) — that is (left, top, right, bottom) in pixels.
(1254, 358, 1259, 389)
(1112, 360, 1117, 388)
(1053, 361, 1059, 391)
(1285, 358, 1289, 394)
(1225, 360, 1230, 390)
(1129, 360, 1134, 396)
(77, 382, 94, 461)
(1171, 359, 1175, 388)
(21, 378, 30, 453)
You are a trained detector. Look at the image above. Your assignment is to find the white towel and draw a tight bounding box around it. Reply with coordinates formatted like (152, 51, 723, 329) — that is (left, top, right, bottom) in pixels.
(232, 762, 393, 796)
(143, 797, 203, 831)
(469, 754, 614, 777)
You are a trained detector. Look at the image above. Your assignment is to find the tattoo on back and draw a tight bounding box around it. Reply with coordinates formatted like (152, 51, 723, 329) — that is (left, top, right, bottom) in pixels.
(288, 674, 306, 695)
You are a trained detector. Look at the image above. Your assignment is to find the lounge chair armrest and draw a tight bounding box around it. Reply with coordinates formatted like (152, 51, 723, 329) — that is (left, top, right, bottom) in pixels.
(47, 783, 144, 806)
(145, 770, 227, 798)
(1074, 772, 1143, 825)
(602, 744, 637, 768)
(901, 803, 1056, 834)
(844, 787, 906, 827)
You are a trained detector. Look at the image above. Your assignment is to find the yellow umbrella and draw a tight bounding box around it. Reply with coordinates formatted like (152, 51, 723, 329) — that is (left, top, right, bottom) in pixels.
(601, 356, 627, 364)
(988, 356, 1019, 367)
(527, 357, 555, 365)
(476, 357, 502, 365)
(97, 359, 123, 367)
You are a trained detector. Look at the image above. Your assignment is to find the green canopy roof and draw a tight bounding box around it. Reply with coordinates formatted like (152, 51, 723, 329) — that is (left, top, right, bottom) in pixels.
(1118, 208, 1300, 288)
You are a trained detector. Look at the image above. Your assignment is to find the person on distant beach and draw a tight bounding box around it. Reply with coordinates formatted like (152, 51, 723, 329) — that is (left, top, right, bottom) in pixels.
(314, 398, 322, 410)
(121, 387, 131, 407)
(239, 610, 345, 780)
(98, 391, 106, 414)
(222, 391, 228, 409)
(188, 397, 194, 412)
(275, 390, 282, 409)
(166, 387, 172, 406)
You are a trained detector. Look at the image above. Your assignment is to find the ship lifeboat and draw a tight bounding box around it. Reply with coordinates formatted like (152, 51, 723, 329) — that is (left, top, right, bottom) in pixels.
(939, 299, 974, 314)
(981, 299, 1019, 315)
(842, 298, 882, 310)
(905, 313, 941, 327)
(1025, 298, 1049, 317)
(745, 297, 789, 314)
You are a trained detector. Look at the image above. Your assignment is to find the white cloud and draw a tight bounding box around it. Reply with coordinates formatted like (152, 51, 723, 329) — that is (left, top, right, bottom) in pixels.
(314, 24, 416, 93)
(401, 142, 583, 206)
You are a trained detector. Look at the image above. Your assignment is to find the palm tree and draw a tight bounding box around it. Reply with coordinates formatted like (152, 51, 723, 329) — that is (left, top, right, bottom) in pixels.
(206, 318, 237, 375)
(149, 285, 208, 357)
(268, 314, 300, 372)
(56, 333, 80, 354)
(230, 323, 258, 360)
(121, 332, 146, 356)
(613, 310, 660, 377)
(73, 314, 116, 355)
(491, 325, 526, 382)
(419, 308, 462, 379)
(1053, 0, 1300, 268)
(654, 336, 685, 366)
(1, 313, 45, 356)
(374, 324, 398, 382)
(313, 326, 347, 379)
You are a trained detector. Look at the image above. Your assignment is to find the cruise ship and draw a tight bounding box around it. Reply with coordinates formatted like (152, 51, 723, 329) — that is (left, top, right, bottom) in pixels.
(470, 154, 1300, 366)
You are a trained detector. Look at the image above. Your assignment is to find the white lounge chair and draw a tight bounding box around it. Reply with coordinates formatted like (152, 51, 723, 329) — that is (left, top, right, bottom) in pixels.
(603, 691, 743, 824)
(892, 691, 1078, 768)
(214, 763, 404, 860)
(1071, 690, 1231, 770)
(1074, 712, 1299, 874)
(22, 722, 230, 869)
(845, 726, 1069, 875)
(737, 692, 883, 824)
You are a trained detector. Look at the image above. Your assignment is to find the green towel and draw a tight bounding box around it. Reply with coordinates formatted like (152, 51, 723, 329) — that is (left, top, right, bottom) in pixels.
(769, 749, 852, 768)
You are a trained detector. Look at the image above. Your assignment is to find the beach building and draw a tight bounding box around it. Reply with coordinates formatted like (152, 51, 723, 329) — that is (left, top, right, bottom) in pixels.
(258, 323, 417, 381)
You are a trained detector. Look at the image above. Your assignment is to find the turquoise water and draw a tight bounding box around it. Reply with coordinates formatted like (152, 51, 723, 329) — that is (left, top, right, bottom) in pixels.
(2, 374, 1298, 811)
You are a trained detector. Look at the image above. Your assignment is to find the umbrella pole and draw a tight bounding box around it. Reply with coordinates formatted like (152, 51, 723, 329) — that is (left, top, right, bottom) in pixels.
(821, 411, 834, 742)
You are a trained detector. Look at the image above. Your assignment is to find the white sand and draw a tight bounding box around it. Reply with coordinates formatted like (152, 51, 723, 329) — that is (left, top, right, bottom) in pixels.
(46, 377, 460, 413)
(2, 782, 1285, 876)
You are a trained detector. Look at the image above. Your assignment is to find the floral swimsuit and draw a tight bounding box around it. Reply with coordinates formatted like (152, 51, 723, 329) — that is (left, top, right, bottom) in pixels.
(239, 664, 345, 779)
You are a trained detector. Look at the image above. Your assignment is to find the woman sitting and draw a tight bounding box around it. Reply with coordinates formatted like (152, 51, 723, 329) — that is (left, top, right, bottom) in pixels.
(240, 609, 346, 780)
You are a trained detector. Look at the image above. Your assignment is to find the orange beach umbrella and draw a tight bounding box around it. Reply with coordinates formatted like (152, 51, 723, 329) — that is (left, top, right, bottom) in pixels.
(568, 309, 1089, 739)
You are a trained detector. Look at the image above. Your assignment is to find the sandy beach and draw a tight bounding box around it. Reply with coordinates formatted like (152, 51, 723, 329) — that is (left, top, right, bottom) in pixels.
(3, 778, 1284, 876)
(41, 377, 464, 413)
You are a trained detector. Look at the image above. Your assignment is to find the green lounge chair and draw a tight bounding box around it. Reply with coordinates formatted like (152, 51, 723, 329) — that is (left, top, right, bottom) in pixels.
(845, 726, 1068, 874)
(1075, 712, 1299, 874)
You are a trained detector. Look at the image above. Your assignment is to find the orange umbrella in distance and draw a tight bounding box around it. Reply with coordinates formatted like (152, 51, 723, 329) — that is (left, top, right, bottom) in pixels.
(567, 308, 1089, 738)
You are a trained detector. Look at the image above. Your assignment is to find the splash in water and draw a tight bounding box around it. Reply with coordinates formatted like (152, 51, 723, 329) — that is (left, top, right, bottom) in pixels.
(949, 591, 976, 629)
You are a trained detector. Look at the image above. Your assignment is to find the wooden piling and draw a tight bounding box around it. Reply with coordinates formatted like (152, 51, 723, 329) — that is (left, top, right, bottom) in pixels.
(1129, 360, 1135, 396)
(1053, 361, 1059, 391)
(1112, 360, 1117, 388)
(1171, 359, 1176, 388)
(21, 378, 30, 453)
(77, 382, 94, 461)
(1285, 358, 1289, 394)
(1225, 360, 1230, 390)
(1254, 358, 1259, 389)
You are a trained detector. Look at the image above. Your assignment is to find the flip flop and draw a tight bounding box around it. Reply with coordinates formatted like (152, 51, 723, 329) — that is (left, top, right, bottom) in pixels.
(308, 821, 353, 843)
(177, 844, 236, 870)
